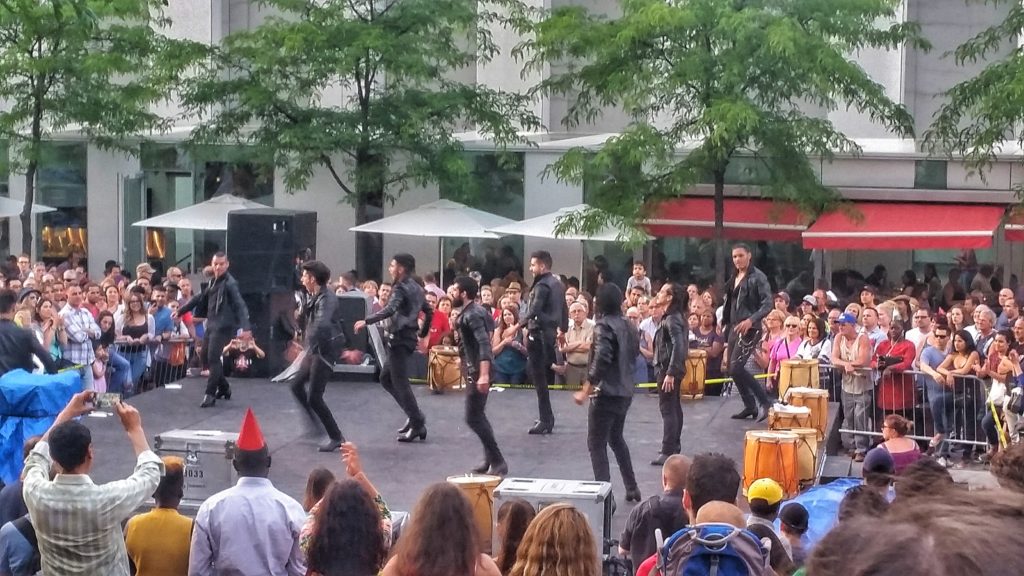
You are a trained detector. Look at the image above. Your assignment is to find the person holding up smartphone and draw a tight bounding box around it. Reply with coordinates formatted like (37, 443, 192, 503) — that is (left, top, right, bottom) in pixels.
(22, 391, 162, 575)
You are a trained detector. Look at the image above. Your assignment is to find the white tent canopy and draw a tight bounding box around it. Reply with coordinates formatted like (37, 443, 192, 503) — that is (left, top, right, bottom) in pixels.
(487, 203, 642, 242)
(348, 199, 515, 238)
(133, 194, 270, 231)
(0, 197, 56, 218)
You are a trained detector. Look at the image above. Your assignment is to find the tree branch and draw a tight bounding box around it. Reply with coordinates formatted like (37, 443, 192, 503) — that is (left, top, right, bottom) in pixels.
(320, 153, 355, 196)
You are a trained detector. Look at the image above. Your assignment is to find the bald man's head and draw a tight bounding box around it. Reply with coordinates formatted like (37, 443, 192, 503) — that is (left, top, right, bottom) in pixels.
(663, 454, 692, 492)
(694, 501, 745, 529)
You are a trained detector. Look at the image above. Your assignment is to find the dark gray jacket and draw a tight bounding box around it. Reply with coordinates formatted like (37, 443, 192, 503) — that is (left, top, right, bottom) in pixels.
(457, 302, 494, 376)
(523, 272, 568, 332)
(179, 272, 250, 333)
(654, 312, 687, 379)
(722, 265, 773, 330)
(303, 287, 346, 359)
(365, 276, 432, 340)
(587, 314, 639, 397)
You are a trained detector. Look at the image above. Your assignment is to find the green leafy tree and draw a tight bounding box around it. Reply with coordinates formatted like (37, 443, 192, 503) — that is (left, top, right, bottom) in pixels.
(524, 0, 926, 285)
(925, 0, 1024, 179)
(0, 0, 202, 255)
(181, 0, 540, 278)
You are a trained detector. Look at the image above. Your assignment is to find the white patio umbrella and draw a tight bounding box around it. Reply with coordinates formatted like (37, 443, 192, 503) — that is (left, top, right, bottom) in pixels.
(0, 197, 57, 218)
(488, 204, 647, 279)
(349, 199, 516, 276)
(132, 194, 270, 231)
(487, 203, 644, 242)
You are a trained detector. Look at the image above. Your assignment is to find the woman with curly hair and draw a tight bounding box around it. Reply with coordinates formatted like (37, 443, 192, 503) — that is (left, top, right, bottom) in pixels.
(508, 503, 599, 576)
(494, 498, 536, 575)
(306, 479, 387, 576)
(382, 482, 500, 576)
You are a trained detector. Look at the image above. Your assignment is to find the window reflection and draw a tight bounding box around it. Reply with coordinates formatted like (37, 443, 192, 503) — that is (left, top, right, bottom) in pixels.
(440, 153, 525, 286)
(36, 143, 88, 265)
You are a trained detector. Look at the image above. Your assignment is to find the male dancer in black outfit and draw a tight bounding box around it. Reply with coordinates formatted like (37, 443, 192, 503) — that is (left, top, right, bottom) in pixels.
(176, 252, 251, 408)
(452, 276, 508, 475)
(291, 260, 346, 453)
(355, 253, 432, 442)
(522, 250, 567, 434)
(723, 243, 773, 422)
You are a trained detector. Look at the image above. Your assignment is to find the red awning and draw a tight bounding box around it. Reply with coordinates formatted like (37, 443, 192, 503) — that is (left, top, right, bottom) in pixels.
(646, 198, 808, 242)
(1006, 212, 1024, 242)
(802, 202, 1005, 250)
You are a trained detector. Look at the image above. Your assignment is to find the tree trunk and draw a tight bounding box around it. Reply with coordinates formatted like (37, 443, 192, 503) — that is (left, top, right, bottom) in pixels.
(20, 160, 37, 256)
(713, 168, 726, 287)
(354, 200, 383, 281)
(353, 150, 385, 281)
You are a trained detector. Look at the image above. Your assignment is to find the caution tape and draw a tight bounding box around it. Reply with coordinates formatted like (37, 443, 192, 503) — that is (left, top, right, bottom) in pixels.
(410, 373, 771, 390)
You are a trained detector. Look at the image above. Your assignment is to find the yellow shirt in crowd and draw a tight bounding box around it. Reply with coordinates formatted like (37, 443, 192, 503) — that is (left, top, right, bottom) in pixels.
(125, 507, 193, 576)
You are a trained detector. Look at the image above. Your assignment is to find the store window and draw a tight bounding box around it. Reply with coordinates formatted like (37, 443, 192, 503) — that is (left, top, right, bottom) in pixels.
(650, 237, 812, 293)
(36, 142, 87, 266)
(914, 160, 947, 189)
(134, 144, 274, 274)
(439, 152, 525, 287)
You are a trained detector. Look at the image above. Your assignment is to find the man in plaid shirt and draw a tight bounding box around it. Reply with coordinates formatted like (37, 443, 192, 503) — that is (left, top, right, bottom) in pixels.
(59, 285, 101, 390)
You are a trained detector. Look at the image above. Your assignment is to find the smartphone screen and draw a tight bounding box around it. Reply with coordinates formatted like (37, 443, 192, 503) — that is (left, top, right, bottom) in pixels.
(94, 393, 122, 411)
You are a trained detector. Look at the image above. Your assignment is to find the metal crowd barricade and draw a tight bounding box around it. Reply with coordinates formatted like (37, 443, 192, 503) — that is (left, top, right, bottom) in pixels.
(108, 337, 195, 395)
(823, 363, 991, 450)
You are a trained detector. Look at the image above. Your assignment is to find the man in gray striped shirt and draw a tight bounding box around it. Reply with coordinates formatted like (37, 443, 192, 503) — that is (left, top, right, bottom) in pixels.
(22, 391, 163, 576)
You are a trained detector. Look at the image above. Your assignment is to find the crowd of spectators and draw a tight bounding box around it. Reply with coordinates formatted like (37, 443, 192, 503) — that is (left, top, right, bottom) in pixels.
(0, 255, 199, 396)
(4, 249, 1024, 574)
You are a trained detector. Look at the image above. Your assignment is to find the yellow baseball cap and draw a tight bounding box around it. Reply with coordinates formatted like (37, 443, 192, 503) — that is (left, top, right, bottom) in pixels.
(747, 478, 784, 505)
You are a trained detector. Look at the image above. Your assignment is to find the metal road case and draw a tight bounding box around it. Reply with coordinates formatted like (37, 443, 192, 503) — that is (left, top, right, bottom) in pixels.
(493, 478, 614, 553)
(154, 429, 239, 506)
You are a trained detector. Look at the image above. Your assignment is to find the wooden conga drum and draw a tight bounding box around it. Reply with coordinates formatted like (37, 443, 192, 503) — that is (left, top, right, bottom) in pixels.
(447, 474, 502, 553)
(790, 427, 819, 484)
(768, 405, 812, 431)
(778, 359, 820, 399)
(786, 387, 830, 440)
(681, 349, 708, 399)
(743, 431, 799, 497)
(428, 346, 462, 393)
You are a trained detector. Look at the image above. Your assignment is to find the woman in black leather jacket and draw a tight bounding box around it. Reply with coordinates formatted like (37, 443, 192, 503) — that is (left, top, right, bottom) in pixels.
(575, 283, 641, 502)
(652, 282, 688, 466)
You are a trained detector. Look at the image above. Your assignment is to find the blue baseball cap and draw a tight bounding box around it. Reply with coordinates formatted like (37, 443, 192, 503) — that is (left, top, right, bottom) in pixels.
(837, 312, 858, 325)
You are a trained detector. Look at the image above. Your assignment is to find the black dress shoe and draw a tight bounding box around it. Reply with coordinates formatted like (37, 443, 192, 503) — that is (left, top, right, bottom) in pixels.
(318, 439, 344, 452)
(397, 425, 427, 443)
(199, 395, 216, 408)
(487, 461, 509, 476)
(215, 387, 232, 400)
(625, 488, 642, 503)
(397, 419, 412, 435)
(731, 408, 757, 420)
(651, 453, 668, 466)
(471, 461, 491, 474)
(756, 407, 769, 423)
(528, 421, 554, 435)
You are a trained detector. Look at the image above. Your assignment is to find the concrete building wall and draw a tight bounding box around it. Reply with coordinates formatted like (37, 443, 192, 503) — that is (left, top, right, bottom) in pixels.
(85, 148, 141, 279)
(903, 0, 1015, 139)
(523, 151, 583, 282)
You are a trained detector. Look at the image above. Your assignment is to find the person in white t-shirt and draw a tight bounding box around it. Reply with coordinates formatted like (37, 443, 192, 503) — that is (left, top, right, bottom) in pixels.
(905, 309, 933, 369)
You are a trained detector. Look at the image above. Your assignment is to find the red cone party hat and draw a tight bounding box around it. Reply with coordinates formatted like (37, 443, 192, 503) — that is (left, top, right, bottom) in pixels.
(237, 407, 266, 451)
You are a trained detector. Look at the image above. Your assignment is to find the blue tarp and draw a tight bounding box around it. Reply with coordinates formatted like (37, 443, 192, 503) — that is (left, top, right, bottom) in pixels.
(0, 370, 81, 484)
(776, 477, 862, 549)
(0, 370, 81, 418)
(0, 416, 56, 484)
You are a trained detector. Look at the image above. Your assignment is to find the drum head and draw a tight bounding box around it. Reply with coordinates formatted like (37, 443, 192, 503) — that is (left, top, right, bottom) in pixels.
(748, 430, 798, 443)
(447, 474, 501, 485)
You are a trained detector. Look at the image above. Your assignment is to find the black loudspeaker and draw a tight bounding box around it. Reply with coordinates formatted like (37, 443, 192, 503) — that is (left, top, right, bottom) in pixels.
(226, 208, 318, 293)
(337, 293, 372, 352)
(241, 291, 297, 378)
